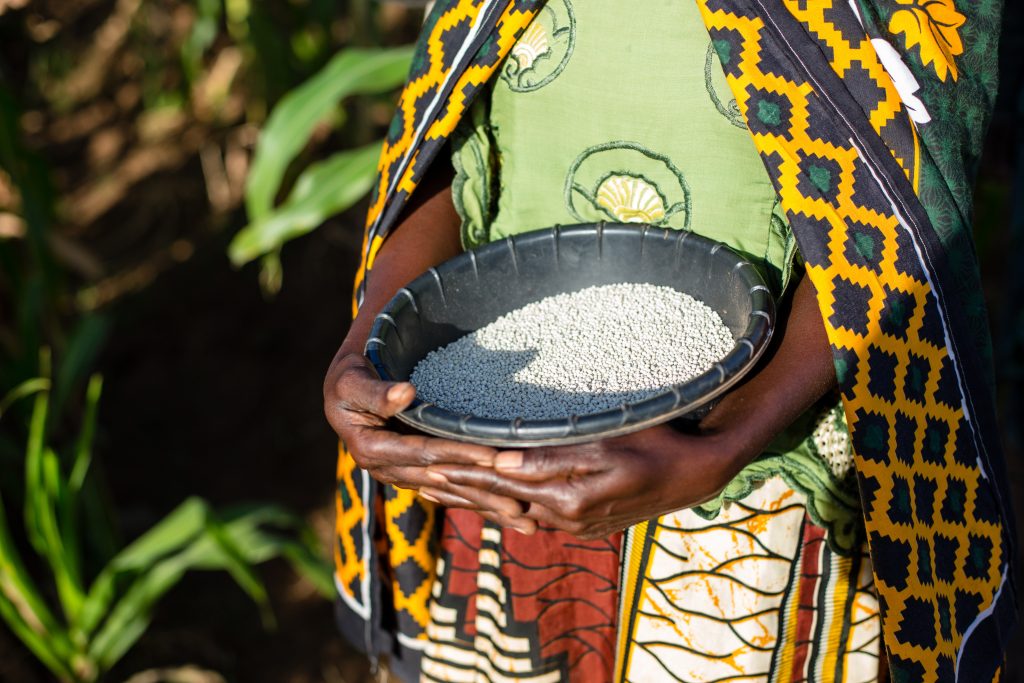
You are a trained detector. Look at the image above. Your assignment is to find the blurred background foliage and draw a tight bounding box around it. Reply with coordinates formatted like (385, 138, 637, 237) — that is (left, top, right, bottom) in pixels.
(0, 0, 1021, 682)
(0, 0, 423, 680)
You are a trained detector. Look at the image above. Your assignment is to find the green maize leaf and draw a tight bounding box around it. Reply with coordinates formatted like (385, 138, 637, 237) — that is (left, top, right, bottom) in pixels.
(60, 375, 102, 600)
(202, 514, 274, 629)
(82, 500, 328, 671)
(0, 378, 51, 419)
(212, 505, 334, 597)
(230, 142, 380, 265)
(176, 506, 294, 569)
(39, 448, 85, 621)
(88, 512, 286, 671)
(0, 592, 75, 682)
(77, 498, 209, 635)
(23, 353, 50, 559)
(69, 375, 102, 496)
(0, 490, 76, 666)
(208, 504, 309, 559)
(107, 498, 209, 571)
(87, 548, 195, 671)
(244, 46, 412, 224)
(275, 536, 336, 598)
(219, 501, 305, 527)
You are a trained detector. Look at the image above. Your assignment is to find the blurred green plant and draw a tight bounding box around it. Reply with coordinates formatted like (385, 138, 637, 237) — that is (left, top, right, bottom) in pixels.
(228, 45, 413, 291)
(2, 46, 338, 681)
(0, 356, 335, 683)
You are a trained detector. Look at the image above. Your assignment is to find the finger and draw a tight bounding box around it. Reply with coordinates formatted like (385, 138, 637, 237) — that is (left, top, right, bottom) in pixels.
(427, 465, 563, 509)
(331, 361, 416, 418)
(360, 429, 497, 468)
(519, 502, 585, 536)
(424, 470, 527, 518)
(519, 503, 621, 540)
(478, 510, 538, 535)
(418, 487, 479, 510)
(493, 447, 599, 481)
(369, 463, 490, 492)
(417, 487, 535, 534)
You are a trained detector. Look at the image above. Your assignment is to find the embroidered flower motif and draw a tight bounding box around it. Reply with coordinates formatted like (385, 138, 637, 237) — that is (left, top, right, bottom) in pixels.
(888, 0, 966, 82)
(501, 0, 575, 93)
(596, 175, 666, 223)
(566, 142, 690, 228)
(511, 21, 551, 71)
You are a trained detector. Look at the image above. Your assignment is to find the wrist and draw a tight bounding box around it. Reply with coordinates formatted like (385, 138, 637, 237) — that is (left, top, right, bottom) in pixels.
(688, 400, 769, 489)
(647, 425, 751, 511)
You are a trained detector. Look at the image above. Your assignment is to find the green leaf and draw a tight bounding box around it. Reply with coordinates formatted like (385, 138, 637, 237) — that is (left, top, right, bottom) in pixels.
(0, 378, 51, 420)
(0, 591, 74, 682)
(272, 534, 336, 599)
(230, 142, 380, 265)
(40, 447, 85, 621)
(0, 489, 77, 677)
(23, 351, 51, 559)
(68, 375, 102, 496)
(77, 498, 209, 635)
(78, 500, 332, 676)
(202, 515, 275, 629)
(214, 505, 334, 598)
(86, 549, 194, 671)
(86, 505, 288, 671)
(110, 498, 210, 571)
(244, 46, 412, 224)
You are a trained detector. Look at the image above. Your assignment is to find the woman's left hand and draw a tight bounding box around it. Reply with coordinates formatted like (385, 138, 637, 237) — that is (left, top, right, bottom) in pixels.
(422, 423, 746, 540)
(424, 273, 838, 540)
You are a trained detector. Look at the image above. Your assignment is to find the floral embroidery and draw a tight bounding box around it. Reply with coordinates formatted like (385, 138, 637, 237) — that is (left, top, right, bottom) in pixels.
(564, 142, 691, 228)
(888, 0, 966, 81)
(500, 0, 575, 92)
(511, 21, 550, 71)
(595, 175, 667, 223)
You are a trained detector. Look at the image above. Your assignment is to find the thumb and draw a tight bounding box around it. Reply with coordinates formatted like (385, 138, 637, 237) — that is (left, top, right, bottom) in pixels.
(333, 360, 417, 418)
(494, 447, 575, 481)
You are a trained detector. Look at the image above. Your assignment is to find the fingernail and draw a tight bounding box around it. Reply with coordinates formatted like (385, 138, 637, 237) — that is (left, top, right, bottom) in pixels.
(472, 453, 495, 467)
(495, 451, 523, 470)
(387, 383, 412, 403)
(426, 470, 448, 484)
(419, 490, 440, 504)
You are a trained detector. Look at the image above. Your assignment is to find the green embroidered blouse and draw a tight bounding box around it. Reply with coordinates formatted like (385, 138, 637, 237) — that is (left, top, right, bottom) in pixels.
(450, 0, 863, 552)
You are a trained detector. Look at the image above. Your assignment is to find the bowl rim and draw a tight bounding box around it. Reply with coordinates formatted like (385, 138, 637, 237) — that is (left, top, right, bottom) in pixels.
(365, 222, 775, 447)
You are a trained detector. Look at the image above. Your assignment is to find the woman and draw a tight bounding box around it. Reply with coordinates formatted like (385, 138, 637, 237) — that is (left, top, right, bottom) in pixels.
(324, 1, 1014, 681)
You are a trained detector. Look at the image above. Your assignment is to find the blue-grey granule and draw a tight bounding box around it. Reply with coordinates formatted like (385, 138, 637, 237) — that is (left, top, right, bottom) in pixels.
(410, 283, 734, 420)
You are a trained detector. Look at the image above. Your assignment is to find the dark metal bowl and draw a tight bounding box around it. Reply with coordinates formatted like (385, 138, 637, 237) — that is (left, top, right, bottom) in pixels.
(365, 223, 774, 447)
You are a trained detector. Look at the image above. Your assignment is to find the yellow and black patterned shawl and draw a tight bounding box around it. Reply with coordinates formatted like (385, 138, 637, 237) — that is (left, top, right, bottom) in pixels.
(334, 1, 1016, 680)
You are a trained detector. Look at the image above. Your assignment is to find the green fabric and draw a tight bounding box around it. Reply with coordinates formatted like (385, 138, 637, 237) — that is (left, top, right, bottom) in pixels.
(453, 0, 797, 294)
(450, 0, 862, 552)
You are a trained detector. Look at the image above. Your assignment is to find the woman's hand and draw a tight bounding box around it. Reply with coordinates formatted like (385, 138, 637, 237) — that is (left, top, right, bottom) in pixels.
(324, 351, 538, 533)
(323, 154, 538, 533)
(423, 272, 837, 539)
(423, 423, 745, 539)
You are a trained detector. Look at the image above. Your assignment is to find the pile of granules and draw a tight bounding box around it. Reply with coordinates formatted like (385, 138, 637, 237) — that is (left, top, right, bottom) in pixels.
(409, 283, 734, 420)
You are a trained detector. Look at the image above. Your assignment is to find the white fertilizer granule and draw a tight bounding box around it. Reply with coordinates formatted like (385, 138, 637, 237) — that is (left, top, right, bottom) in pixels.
(409, 283, 735, 420)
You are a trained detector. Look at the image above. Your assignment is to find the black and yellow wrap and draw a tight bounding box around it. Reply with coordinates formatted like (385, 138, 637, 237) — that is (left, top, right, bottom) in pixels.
(334, 1, 1016, 680)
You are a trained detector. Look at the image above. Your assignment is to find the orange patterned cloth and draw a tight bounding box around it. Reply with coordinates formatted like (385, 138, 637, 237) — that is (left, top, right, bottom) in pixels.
(335, 2, 1016, 681)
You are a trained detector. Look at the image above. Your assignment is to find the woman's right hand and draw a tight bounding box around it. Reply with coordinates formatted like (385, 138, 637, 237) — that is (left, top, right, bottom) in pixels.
(323, 350, 537, 533)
